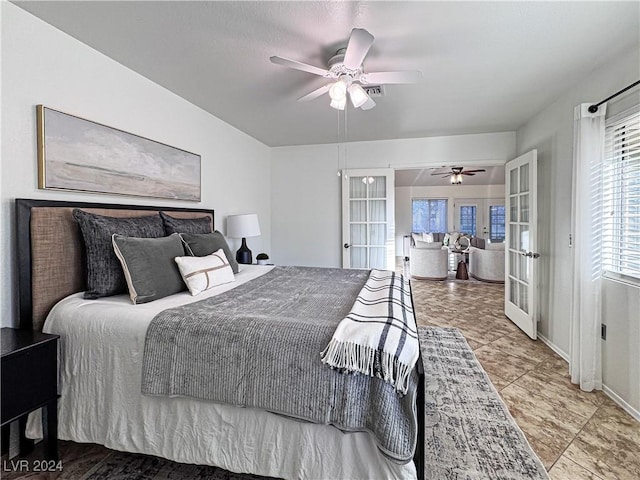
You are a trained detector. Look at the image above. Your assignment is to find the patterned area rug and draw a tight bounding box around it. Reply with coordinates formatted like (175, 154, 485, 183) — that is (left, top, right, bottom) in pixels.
(421, 326, 548, 479)
(79, 327, 548, 480)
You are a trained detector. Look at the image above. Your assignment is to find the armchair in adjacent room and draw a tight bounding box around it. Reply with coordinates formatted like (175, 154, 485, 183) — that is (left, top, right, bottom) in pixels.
(468, 241, 505, 283)
(409, 243, 448, 280)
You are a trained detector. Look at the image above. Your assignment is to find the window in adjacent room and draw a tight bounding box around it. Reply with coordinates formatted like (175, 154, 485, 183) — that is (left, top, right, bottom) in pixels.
(601, 107, 640, 282)
(459, 205, 477, 236)
(489, 205, 506, 242)
(412, 198, 447, 233)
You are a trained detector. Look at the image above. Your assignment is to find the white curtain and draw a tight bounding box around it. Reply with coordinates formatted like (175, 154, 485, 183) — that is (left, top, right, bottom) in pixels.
(570, 103, 606, 392)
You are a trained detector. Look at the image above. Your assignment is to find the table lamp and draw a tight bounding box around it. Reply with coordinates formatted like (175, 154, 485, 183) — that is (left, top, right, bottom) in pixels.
(227, 213, 261, 264)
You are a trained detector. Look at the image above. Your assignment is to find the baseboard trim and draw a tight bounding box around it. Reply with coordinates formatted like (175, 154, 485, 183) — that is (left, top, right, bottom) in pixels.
(536, 333, 639, 421)
(537, 332, 569, 362)
(603, 385, 640, 422)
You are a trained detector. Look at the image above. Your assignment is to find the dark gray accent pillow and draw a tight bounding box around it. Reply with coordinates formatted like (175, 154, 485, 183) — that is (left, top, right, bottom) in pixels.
(160, 211, 213, 235)
(112, 233, 186, 304)
(179, 231, 239, 274)
(73, 209, 165, 298)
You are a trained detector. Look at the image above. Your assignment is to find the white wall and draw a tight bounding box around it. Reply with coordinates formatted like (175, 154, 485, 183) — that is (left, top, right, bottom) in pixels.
(1, 3, 271, 328)
(271, 132, 515, 267)
(517, 44, 640, 414)
(396, 184, 505, 255)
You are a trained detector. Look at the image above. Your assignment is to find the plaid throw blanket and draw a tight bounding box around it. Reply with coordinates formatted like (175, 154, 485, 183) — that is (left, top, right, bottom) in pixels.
(321, 269, 419, 395)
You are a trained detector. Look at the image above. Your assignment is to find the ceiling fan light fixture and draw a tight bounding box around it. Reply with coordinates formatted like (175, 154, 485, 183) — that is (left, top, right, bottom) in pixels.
(329, 79, 348, 101)
(348, 83, 368, 108)
(451, 173, 463, 184)
(330, 96, 346, 110)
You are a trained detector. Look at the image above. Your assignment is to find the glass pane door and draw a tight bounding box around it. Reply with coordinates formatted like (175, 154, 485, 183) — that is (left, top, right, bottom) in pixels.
(505, 150, 538, 339)
(342, 169, 395, 270)
(459, 205, 477, 236)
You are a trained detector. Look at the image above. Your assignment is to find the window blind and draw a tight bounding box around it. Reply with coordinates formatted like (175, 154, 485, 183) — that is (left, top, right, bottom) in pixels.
(601, 108, 640, 281)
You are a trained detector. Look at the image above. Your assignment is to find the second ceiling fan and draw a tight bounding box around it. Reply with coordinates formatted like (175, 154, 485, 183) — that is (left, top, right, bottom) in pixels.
(432, 167, 487, 184)
(270, 28, 422, 111)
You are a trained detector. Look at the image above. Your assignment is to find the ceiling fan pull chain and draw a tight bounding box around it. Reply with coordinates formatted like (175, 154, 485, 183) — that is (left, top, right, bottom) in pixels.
(336, 109, 342, 177)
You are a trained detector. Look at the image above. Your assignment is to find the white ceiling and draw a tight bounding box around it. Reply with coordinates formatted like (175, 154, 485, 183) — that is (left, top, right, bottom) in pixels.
(396, 166, 505, 187)
(13, 1, 640, 147)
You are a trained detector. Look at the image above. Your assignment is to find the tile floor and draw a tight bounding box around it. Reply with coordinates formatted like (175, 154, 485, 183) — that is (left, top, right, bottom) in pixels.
(406, 261, 640, 480)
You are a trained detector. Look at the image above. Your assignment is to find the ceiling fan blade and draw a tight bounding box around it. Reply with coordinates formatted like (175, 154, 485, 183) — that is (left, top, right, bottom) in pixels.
(463, 173, 476, 176)
(360, 96, 376, 110)
(362, 71, 422, 85)
(297, 84, 330, 102)
(462, 169, 486, 174)
(343, 28, 374, 70)
(269, 56, 330, 77)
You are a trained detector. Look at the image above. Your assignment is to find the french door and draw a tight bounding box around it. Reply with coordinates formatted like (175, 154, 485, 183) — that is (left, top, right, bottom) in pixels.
(454, 201, 479, 236)
(342, 169, 395, 270)
(453, 198, 505, 239)
(505, 150, 540, 339)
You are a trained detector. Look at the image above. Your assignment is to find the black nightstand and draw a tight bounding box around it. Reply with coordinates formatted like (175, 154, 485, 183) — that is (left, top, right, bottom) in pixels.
(1, 328, 59, 460)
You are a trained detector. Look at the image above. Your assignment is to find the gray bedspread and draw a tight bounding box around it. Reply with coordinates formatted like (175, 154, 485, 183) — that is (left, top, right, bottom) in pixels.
(142, 266, 418, 463)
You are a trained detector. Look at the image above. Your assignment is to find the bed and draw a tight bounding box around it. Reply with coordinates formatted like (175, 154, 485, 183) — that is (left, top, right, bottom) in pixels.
(16, 198, 425, 480)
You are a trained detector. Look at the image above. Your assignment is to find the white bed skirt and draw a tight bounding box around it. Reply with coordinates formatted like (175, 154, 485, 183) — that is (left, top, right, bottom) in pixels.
(28, 266, 416, 480)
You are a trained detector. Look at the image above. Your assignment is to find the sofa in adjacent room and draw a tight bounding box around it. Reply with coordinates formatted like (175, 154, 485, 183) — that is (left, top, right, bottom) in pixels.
(408, 232, 471, 279)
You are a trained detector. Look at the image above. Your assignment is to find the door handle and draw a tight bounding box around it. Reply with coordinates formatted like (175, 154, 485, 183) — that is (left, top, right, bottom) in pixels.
(344, 243, 351, 249)
(519, 250, 540, 259)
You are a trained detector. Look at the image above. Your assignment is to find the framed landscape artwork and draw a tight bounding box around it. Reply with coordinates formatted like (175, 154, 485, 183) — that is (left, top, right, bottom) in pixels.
(37, 106, 201, 201)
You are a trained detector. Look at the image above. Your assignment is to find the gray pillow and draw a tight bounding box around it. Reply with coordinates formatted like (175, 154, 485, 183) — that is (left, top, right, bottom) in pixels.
(160, 211, 212, 235)
(179, 231, 239, 274)
(73, 209, 165, 298)
(112, 233, 186, 304)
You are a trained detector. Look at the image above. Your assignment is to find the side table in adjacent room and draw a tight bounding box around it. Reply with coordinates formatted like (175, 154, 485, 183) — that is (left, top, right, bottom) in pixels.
(1, 328, 59, 460)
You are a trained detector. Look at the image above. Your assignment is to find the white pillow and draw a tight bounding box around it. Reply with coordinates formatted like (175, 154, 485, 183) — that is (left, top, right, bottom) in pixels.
(175, 249, 235, 296)
(422, 232, 434, 243)
(411, 232, 423, 244)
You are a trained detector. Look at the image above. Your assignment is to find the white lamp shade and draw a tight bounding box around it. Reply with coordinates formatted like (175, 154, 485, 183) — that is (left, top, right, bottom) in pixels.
(330, 96, 346, 110)
(348, 84, 369, 108)
(227, 213, 261, 238)
(329, 79, 347, 101)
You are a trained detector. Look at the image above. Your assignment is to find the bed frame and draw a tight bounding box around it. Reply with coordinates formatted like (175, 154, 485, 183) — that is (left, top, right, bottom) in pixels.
(14, 197, 425, 480)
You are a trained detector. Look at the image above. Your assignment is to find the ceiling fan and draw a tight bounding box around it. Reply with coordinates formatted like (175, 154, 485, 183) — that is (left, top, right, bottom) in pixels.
(432, 167, 487, 184)
(270, 28, 422, 111)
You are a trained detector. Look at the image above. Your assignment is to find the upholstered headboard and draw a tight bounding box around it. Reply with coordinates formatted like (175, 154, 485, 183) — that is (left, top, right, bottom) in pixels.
(15, 199, 214, 331)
